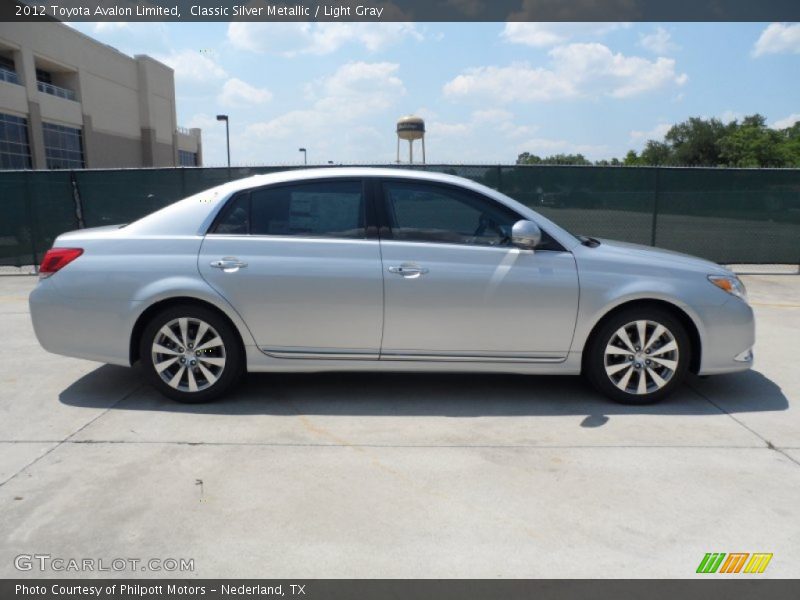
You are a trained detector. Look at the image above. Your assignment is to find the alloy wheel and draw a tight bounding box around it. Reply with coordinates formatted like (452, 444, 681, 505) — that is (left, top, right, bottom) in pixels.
(151, 317, 226, 393)
(603, 319, 679, 395)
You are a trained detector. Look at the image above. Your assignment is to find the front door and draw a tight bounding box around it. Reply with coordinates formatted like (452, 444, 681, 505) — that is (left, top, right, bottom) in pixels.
(378, 179, 579, 359)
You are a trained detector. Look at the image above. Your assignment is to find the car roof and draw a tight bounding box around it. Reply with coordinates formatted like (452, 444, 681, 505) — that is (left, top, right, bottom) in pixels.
(222, 167, 486, 191)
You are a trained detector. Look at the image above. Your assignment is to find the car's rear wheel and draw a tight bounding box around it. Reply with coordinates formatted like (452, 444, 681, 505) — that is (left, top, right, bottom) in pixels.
(140, 305, 243, 403)
(585, 307, 690, 404)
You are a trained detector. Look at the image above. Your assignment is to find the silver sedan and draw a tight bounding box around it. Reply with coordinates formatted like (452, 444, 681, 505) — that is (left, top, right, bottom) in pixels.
(29, 168, 754, 404)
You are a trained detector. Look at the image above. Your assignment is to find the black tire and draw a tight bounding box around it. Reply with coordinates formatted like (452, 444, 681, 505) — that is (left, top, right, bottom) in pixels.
(584, 307, 691, 405)
(140, 304, 244, 403)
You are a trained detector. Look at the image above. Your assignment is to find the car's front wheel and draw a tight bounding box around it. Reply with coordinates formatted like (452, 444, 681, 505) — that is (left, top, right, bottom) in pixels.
(140, 305, 243, 403)
(585, 307, 690, 404)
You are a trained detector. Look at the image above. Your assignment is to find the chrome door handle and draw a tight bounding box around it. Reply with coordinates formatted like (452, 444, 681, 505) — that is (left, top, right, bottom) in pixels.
(210, 258, 248, 271)
(388, 265, 429, 277)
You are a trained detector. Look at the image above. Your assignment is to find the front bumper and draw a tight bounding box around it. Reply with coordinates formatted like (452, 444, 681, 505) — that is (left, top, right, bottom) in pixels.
(696, 297, 755, 375)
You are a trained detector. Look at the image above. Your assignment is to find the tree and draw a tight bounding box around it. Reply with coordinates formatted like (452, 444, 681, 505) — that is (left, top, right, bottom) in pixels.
(618, 115, 800, 167)
(516, 152, 592, 166)
(639, 140, 672, 166)
(623, 150, 641, 166)
(662, 117, 733, 166)
(517, 115, 800, 167)
(720, 115, 790, 167)
(593, 158, 621, 166)
(779, 122, 800, 167)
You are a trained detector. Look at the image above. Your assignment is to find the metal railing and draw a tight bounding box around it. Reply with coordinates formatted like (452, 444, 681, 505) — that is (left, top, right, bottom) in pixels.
(176, 126, 197, 136)
(37, 80, 77, 101)
(0, 67, 20, 85)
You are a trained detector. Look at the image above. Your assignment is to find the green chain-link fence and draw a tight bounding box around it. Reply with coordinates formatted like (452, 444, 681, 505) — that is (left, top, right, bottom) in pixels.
(1, 164, 798, 268)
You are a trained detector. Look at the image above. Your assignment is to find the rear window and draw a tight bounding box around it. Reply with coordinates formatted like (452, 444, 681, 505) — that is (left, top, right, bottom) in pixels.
(212, 180, 365, 239)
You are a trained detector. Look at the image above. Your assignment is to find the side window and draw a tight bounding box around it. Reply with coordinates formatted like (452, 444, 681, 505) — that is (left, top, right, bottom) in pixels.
(383, 181, 519, 246)
(214, 193, 250, 234)
(250, 180, 365, 238)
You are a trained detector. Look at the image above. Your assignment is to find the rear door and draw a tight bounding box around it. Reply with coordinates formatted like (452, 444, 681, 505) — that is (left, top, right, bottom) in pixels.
(377, 178, 579, 360)
(199, 178, 383, 358)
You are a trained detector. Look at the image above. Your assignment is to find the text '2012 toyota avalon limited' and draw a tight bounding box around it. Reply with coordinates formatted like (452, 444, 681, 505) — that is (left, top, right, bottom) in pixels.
(29, 168, 754, 404)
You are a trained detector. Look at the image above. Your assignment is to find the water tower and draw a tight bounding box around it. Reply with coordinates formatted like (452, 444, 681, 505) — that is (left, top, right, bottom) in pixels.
(396, 115, 426, 164)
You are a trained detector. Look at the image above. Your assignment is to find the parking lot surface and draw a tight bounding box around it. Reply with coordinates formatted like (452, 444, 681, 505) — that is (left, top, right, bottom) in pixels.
(0, 274, 798, 578)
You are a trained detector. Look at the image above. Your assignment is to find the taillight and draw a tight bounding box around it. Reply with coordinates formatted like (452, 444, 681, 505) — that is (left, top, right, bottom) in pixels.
(39, 248, 83, 278)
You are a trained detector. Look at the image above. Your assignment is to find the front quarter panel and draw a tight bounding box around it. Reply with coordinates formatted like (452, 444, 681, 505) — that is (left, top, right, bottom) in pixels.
(570, 244, 754, 374)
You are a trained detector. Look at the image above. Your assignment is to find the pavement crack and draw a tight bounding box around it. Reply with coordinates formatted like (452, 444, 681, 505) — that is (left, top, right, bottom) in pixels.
(686, 380, 800, 468)
(23, 440, 770, 449)
(0, 384, 144, 489)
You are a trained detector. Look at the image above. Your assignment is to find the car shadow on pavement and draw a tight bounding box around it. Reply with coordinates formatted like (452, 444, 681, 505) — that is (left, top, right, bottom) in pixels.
(59, 364, 789, 419)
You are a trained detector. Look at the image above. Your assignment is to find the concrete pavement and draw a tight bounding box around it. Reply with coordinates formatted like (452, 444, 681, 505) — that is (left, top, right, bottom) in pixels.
(0, 274, 798, 578)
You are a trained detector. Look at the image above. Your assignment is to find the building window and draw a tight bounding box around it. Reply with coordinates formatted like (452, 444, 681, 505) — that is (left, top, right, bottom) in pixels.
(0, 55, 20, 85)
(42, 122, 85, 169)
(35, 68, 52, 84)
(179, 150, 198, 166)
(35, 68, 77, 101)
(0, 113, 32, 169)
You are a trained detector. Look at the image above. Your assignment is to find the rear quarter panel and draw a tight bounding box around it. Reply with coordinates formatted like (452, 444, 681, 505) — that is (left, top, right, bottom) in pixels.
(30, 234, 257, 365)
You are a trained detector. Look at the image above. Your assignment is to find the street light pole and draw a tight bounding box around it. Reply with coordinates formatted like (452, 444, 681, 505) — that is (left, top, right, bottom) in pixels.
(216, 114, 230, 168)
(298, 147, 307, 166)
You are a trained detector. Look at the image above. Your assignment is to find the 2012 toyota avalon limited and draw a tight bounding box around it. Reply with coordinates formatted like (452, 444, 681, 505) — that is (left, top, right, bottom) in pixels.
(29, 168, 754, 404)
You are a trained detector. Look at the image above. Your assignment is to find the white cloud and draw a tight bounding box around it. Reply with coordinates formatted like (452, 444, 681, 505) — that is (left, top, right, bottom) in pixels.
(185, 114, 220, 130)
(428, 109, 531, 140)
(218, 78, 272, 108)
(444, 43, 687, 103)
(720, 110, 744, 124)
(753, 23, 800, 57)
(66, 21, 171, 55)
(630, 123, 672, 143)
(639, 27, 679, 55)
(227, 22, 421, 56)
(310, 61, 405, 115)
(419, 107, 610, 162)
(153, 49, 227, 84)
(471, 109, 515, 124)
(773, 113, 800, 129)
(428, 121, 472, 137)
(89, 22, 131, 32)
(501, 23, 628, 47)
(244, 62, 405, 146)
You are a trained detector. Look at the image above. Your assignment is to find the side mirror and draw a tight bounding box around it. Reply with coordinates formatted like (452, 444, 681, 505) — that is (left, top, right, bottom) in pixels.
(511, 220, 542, 249)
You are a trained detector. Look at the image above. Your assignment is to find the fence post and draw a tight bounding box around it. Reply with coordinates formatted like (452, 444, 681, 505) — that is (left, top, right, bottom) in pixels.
(650, 167, 660, 247)
(23, 171, 40, 270)
(70, 170, 85, 229)
(496, 165, 503, 193)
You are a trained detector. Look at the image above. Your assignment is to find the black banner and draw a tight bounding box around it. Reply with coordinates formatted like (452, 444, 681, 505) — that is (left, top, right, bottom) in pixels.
(3, 580, 800, 600)
(3, 0, 800, 22)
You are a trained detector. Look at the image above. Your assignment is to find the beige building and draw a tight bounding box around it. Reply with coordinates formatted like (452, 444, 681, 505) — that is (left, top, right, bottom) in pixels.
(0, 22, 201, 170)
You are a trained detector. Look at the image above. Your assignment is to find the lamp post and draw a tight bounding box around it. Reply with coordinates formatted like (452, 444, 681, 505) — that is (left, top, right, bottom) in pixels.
(298, 147, 307, 166)
(216, 114, 230, 168)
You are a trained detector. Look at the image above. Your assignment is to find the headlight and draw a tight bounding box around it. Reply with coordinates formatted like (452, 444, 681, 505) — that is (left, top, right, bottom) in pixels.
(708, 275, 748, 302)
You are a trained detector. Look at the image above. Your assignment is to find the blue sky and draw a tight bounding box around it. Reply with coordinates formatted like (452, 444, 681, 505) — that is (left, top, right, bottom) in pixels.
(70, 21, 800, 166)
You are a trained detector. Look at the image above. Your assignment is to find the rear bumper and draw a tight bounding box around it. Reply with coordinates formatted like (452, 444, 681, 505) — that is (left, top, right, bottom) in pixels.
(29, 279, 133, 366)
